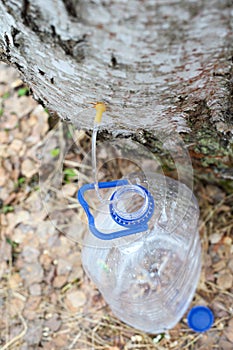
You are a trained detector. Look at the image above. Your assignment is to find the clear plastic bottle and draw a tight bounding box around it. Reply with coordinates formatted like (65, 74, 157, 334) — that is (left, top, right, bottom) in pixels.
(79, 172, 201, 333)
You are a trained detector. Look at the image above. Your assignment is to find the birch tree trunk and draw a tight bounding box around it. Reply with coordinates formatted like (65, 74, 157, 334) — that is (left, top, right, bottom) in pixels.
(0, 0, 232, 185)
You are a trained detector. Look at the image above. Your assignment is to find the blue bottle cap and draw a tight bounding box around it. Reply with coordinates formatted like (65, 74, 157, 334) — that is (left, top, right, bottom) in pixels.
(187, 306, 214, 332)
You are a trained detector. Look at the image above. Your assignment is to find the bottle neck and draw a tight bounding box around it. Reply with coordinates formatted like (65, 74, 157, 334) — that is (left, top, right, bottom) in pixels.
(111, 185, 149, 223)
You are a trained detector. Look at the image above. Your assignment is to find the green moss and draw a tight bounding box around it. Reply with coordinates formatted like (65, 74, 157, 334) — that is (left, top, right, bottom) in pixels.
(184, 123, 232, 173)
(200, 157, 228, 168)
(2, 205, 14, 214)
(218, 179, 233, 193)
(50, 148, 60, 157)
(18, 87, 30, 97)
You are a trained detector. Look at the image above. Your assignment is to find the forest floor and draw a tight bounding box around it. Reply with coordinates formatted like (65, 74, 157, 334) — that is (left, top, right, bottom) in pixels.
(0, 62, 233, 350)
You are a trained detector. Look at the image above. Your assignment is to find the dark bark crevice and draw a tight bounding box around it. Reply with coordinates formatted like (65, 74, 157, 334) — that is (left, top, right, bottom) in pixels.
(14, 62, 24, 72)
(62, 0, 78, 18)
(3, 32, 11, 61)
(56, 35, 87, 61)
(21, 0, 30, 26)
(1, 1, 87, 62)
(11, 27, 20, 48)
(224, 66, 233, 126)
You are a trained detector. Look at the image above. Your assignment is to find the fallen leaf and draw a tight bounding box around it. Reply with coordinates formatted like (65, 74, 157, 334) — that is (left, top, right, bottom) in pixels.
(24, 296, 42, 311)
(39, 252, 53, 271)
(4, 193, 17, 206)
(23, 309, 38, 321)
(0, 167, 7, 186)
(0, 239, 12, 261)
(9, 138, 23, 152)
(213, 260, 226, 272)
(0, 213, 8, 226)
(11, 78, 23, 89)
(228, 259, 233, 273)
(29, 283, 42, 296)
(21, 158, 38, 178)
(8, 273, 23, 290)
(23, 319, 43, 345)
(57, 258, 72, 275)
(0, 261, 7, 279)
(217, 272, 233, 290)
(2, 113, 18, 129)
(4, 95, 37, 118)
(9, 298, 25, 317)
(0, 63, 18, 85)
(52, 334, 68, 348)
(0, 144, 8, 157)
(224, 318, 233, 343)
(44, 314, 61, 332)
(7, 210, 30, 230)
(209, 232, 223, 244)
(223, 236, 232, 245)
(0, 131, 9, 143)
(20, 262, 44, 284)
(22, 246, 40, 263)
(219, 340, 233, 349)
(53, 275, 67, 289)
(65, 290, 87, 312)
(62, 183, 77, 197)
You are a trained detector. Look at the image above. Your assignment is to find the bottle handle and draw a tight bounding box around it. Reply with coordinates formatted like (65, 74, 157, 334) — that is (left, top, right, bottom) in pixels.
(77, 180, 149, 240)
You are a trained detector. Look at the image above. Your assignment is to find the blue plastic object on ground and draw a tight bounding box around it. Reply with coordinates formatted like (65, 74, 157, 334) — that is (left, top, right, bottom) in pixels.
(187, 306, 214, 332)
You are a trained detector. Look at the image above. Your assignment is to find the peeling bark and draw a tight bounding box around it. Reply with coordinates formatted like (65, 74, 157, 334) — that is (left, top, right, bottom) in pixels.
(0, 0, 232, 182)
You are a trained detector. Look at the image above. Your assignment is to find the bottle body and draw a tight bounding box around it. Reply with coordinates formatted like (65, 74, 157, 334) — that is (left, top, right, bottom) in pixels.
(81, 174, 201, 333)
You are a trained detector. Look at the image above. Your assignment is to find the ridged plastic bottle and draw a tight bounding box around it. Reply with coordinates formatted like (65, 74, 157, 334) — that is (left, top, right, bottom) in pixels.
(80, 173, 201, 333)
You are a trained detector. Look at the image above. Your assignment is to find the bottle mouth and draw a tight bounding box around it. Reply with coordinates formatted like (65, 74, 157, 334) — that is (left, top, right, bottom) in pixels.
(110, 185, 154, 226)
